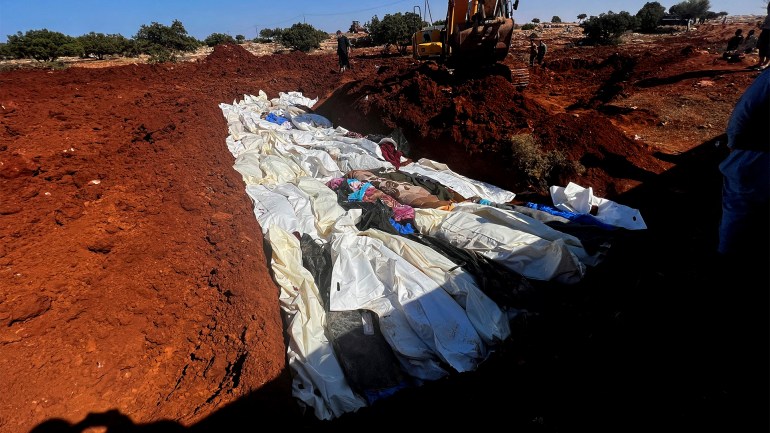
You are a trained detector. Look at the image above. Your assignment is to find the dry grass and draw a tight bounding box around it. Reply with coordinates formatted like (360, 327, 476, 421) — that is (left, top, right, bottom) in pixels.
(509, 133, 585, 190)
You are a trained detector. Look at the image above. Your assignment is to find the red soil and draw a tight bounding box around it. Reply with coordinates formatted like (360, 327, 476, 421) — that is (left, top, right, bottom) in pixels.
(1, 23, 767, 433)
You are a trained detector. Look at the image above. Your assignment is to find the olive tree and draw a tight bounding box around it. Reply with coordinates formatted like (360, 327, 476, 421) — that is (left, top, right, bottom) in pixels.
(258, 28, 282, 41)
(669, 0, 711, 20)
(277, 23, 327, 52)
(581, 11, 639, 44)
(203, 33, 236, 47)
(5, 29, 79, 61)
(367, 12, 424, 54)
(636, 2, 667, 32)
(0, 43, 10, 60)
(134, 20, 200, 62)
(78, 32, 130, 59)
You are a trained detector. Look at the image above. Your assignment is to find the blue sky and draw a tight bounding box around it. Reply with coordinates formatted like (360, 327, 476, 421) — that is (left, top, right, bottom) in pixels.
(0, 0, 767, 42)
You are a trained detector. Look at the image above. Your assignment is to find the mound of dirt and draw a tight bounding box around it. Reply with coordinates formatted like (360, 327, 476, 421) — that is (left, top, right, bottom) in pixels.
(316, 59, 666, 198)
(1, 25, 767, 433)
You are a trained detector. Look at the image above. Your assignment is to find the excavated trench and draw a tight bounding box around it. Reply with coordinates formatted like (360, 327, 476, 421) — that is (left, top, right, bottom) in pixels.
(5, 33, 758, 431)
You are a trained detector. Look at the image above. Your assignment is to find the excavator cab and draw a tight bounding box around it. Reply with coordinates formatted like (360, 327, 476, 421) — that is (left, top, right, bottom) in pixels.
(413, 26, 444, 59)
(412, 3, 446, 60)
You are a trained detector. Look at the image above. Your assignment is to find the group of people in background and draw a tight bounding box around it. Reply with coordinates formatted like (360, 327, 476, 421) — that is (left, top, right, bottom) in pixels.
(528, 39, 546, 67)
(724, 4, 770, 70)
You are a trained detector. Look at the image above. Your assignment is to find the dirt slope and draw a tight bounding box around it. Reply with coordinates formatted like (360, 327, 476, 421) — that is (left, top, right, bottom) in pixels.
(1, 23, 767, 433)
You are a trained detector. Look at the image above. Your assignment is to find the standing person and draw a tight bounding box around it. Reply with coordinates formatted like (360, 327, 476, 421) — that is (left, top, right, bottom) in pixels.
(717, 68, 769, 266)
(536, 39, 547, 65)
(528, 39, 537, 66)
(755, 4, 770, 70)
(336, 30, 352, 73)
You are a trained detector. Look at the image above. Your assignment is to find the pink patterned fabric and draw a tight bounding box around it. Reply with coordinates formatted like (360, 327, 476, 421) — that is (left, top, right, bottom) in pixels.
(363, 187, 415, 221)
(326, 177, 345, 190)
(346, 170, 452, 209)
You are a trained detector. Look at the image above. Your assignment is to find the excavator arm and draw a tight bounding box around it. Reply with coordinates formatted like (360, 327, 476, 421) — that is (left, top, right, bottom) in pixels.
(444, 0, 516, 65)
(412, 1, 527, 86)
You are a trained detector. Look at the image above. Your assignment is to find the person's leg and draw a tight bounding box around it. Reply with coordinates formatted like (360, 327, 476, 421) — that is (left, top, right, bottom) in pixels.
(718, 151, 770, 256)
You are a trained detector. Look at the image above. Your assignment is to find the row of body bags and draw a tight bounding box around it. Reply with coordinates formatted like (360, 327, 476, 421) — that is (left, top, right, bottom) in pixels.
(218, 91, 647, 420)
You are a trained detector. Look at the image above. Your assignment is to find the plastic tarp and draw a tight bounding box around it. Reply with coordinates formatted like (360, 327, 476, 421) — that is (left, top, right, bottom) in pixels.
(359, 228, 511, 345)
(245, 183, 319, 239)
(401, 157, 517, 203)
(298, 234, 410, 404)
(413, 207, 586, 284)
(268, 226, 367, 420)
(222, 94, 398, 178)
(233, 151, 307, 186)
(550, 182, 647, 230)
(330, 211, 486, 376)
(295, 177, 347, 240)
(291, 113, 333, 130)
(450, 202, 605, 267)
(274, 91, 319, 108)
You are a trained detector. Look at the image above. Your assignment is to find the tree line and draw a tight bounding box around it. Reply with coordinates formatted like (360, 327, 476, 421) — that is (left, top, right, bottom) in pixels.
(259, 12, 424, 55)
(0, 1, 738, 63)
(578, 0, 728, 44)
(521, 0, 728, 43)
(0, 20, 200, 63)
(0, 11, 426, 64)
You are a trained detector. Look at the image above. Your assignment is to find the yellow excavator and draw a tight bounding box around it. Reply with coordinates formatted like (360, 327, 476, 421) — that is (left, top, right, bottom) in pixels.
(412, 0, 519, 66)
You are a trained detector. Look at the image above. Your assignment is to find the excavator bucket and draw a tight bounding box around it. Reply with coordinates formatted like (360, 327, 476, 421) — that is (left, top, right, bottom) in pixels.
(413, 1, 527, 85)
(448, 16, 515, 65)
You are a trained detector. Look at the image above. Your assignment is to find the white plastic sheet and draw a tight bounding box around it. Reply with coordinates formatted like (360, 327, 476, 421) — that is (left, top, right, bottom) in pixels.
(550, 182, 647, 230)
(295, 177, 347, 240)
(360, 228, 511, 345)
(414, 207, 586, 284)
(401, 158, 517, 203)
(452, 202, 605, 267)
(268, 226, 367, 420)
(233, 151, 307, 185)
(245, 183, 319, 239)
(275, 91, 318, 108)
(330, 212, 486, 374)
